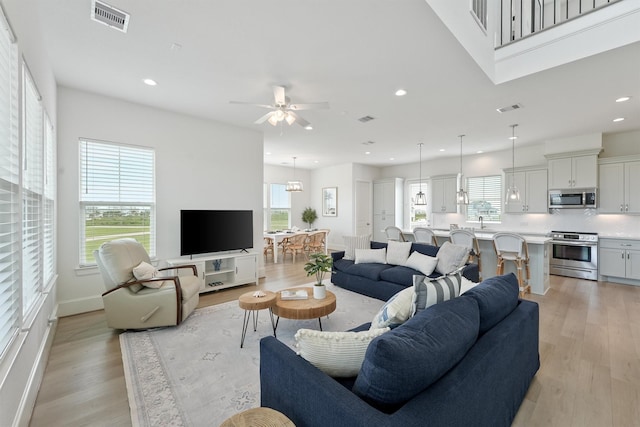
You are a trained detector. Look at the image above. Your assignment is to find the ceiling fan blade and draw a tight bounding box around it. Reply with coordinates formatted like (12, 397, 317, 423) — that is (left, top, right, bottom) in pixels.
(273, 86, 286, 106)
(288, 102, 330, 111)
(229, 101, 274, 109)
(254, 111, 275, 124)
(288, 111, 311, 128)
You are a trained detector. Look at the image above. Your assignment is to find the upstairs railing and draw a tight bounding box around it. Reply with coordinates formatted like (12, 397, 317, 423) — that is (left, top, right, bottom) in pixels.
(474, 0, 624, 46)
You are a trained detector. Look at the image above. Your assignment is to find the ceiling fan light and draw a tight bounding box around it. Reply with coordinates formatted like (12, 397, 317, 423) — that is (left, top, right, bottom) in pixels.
(275, 109, 286, 121)
(285, 113, 296, 125)
(267, 114, 279, 126)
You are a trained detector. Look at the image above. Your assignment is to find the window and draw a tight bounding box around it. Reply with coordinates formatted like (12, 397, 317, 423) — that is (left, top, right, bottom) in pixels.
(466, 175, 502, 223)
(408, 181, 428, 229)
(0, 10, 20, 356)
(265, 183, 290, 230)
(43, 114, 56, 286)
(79, 139, 155, 265)
(471, 0, 487, 31)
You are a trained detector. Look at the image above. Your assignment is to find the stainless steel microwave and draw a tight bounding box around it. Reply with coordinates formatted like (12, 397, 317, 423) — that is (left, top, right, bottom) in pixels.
(548, 189, 597, 209)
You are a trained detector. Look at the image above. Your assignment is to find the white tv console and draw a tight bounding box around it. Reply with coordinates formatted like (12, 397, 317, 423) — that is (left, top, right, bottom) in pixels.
(166, 251, 258, 293)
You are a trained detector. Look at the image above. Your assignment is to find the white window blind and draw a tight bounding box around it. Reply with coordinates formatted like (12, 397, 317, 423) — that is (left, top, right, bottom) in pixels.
(466, 175, 502, 223)
(22, 66, 43, 316)
(79, 139, 156, 265)
(43, 114, 56, 286)
(0, 7, 20, 357)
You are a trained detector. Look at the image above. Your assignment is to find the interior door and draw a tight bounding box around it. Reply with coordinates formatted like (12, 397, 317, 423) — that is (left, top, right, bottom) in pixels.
(355, 180, 372, 236)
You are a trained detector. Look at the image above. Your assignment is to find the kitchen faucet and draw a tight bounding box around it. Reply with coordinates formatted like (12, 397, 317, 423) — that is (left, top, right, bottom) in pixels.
(478, 216, 484, 229)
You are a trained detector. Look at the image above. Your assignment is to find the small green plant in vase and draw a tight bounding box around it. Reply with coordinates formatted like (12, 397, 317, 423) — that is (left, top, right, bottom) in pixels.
(301, 207, 318, 231)
(304, 253, 332, 299)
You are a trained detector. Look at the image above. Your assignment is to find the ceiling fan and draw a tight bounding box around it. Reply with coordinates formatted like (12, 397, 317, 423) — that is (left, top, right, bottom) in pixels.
(230, 86, 329, 129)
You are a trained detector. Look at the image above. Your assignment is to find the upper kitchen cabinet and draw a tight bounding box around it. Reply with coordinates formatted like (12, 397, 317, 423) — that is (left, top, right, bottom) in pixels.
(503, 166, 548, 213)
(599, 155, 640, 214)
(431, 175, 457, 213)
(546, 150, 601, 189)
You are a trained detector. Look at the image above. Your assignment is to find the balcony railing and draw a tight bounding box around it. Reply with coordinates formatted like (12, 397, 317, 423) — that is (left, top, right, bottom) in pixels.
(499, 0, 622, 45)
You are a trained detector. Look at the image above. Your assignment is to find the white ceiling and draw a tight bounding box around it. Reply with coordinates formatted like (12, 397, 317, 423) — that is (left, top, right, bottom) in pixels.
(34, 0, 640, 170)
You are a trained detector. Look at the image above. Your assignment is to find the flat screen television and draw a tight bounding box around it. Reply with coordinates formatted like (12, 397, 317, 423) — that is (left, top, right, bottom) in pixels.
(180, 210, 253, 256)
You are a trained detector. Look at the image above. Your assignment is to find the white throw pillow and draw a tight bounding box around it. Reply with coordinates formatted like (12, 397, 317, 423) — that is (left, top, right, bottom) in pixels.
(295, 328, 390, 377)
(386, 240, 412, 266)
(370, 287, 414, 329)
(435, 241, 470, 275)
(343, 235, 371, 261)
(405, 251, 438, 276)
(355, 248, 387, 264)
(412, 272, 462, 315)
(459, 276, 479, 294)
(132, 261, 163, 288)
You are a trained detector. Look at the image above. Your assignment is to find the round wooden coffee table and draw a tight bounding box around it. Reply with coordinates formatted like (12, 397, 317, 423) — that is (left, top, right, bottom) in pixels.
(220, 407, 294, 426)
(238, 290, 277, 348)
(272, 287, 336, 331)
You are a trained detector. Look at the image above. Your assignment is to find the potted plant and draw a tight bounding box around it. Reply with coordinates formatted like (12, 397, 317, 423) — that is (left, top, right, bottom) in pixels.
(301, 207, 318, 231)
(304, 252, 332, 299)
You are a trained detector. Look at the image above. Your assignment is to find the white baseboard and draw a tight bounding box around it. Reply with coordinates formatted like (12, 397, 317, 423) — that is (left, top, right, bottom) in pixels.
(57, 295, 104, 317)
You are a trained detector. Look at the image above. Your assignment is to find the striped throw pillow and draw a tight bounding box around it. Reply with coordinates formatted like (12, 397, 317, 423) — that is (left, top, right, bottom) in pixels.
(412, 271, 462, 315)
(343, 235, 371, 261)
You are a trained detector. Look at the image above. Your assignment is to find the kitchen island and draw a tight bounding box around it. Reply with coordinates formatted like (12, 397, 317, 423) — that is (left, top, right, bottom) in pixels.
(404, 229, 551, 295)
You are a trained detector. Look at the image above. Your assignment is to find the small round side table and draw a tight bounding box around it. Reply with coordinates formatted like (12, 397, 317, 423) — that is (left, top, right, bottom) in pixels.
(220, 407, 295, 427)
(238, 290, 277, 348)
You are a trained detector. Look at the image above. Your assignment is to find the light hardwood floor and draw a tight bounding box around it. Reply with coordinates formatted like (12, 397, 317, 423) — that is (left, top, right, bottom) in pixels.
(30, 258, 640, 427)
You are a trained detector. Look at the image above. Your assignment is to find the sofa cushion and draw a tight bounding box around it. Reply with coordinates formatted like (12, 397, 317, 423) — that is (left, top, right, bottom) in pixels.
(343, 235, 371, 261)
(405, 251, 438, 276)
(462, 273, 519, 335)
(332, 258, 354, 273)
(379, 265, 421, 287)
(412, 271, 462, 315)
(435, 241, 470, 275)
(355, 248, 386, 264)
(410, 242, 439, 257)
(370, 287, 414, 329)
(294, 327, 390, 377)
(386, 240, 411, 266)
(345, 263, 393, 281)
(353, 296, 480, 408)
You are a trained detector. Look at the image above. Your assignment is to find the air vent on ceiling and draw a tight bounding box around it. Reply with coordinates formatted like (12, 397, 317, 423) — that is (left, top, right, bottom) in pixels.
(496, 103, 523, 113)
(358, 115, 375, 123)
(91, 0, 130, 33)
(362, 140, 376, 145)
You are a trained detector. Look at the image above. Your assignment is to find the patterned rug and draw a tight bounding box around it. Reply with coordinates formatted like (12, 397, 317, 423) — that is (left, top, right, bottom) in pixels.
(119, 283, 384, 426)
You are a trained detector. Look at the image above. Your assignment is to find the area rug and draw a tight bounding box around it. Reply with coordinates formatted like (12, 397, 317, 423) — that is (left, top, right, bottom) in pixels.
(120, 283, 384, 426)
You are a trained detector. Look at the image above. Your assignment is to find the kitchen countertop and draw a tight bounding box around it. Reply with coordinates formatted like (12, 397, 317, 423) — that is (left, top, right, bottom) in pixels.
(409, 229, 552, 245)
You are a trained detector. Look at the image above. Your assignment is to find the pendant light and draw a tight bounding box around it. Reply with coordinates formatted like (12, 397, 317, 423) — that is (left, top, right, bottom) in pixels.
(415, 143, 427, 205)
(285, 157, 303, 192)
(456, 134, 469, 205)
(505, 124, 520, 204)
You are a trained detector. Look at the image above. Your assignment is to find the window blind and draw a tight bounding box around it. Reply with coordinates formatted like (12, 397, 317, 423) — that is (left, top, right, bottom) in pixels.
(79, 139, 155, 264)
(0, 15, 19, 356)
(22, 66, 44, 316)
(466, 175, 502, 222)
(43, 114, 56, 286)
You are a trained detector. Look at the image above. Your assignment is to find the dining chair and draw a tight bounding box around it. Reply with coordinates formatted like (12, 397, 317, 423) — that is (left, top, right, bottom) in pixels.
(492, 232, 530, 296)
(264, 236, 275, 261)
(282, 233, 308, 262)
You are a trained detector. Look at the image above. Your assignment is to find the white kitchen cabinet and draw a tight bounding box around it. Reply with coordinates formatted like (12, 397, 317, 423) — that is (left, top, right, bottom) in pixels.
(373, 178, 404, 242)
(546, 151, 599, 189)
(598, 157, 640, 214)
(431, 175, 457, 213)
(599, 239, 640, 283)
(503, 167, 547, 213)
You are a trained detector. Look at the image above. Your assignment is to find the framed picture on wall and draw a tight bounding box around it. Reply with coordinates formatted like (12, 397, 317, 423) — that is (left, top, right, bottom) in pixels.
(322, 187, 337, 217)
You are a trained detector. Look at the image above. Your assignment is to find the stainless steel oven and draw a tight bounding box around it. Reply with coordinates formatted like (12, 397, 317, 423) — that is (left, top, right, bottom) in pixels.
(549, 231, 598, 280)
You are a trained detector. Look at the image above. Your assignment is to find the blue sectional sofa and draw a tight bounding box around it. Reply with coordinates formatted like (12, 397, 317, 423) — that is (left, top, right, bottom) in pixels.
(331, 241, 480, 301)
(260, 273, 540, 427)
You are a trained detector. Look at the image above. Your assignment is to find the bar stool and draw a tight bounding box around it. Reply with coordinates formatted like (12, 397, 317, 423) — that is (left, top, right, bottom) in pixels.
(385, 226, 405, 242)
(450, 229, 482, 280)
(413, 227, 438, 246)
(492, 232, 530, 296)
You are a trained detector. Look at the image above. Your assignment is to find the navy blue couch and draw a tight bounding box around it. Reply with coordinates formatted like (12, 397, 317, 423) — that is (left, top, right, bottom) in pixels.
(331, 241, 480, 301)
(260, 273, 540, 427)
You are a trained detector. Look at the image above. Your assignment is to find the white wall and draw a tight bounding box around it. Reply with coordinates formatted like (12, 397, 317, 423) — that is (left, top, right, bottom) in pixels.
(0, 1, 58, 426)
(56, 87, 263, 316)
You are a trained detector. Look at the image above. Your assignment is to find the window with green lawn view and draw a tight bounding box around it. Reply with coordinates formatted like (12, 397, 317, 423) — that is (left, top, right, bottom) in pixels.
(265, 183, 290, 231)
(79, 139, 155, 265)
(409, 181, 428, 229)
(466, 175, 502, 223)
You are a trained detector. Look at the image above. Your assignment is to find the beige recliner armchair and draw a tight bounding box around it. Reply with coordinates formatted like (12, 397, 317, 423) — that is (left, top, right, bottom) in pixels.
(95, 239, 201, 329)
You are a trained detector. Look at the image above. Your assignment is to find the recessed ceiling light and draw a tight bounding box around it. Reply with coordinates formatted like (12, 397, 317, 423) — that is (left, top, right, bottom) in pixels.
(389, 157, 395, 161)
(509, 136, 518, 140)
(143, 78, 157, 86)
(477, 150, 484, 154)
(265, 152, 272, 155)
(615, 96, 630, 103)
(439, 149, 445, 152)
(314, 160, 319, 164)
(305, 125, 313, 130)
(613, 117, 625, 122)
(365, 151, 371, 155)
(395, 89, 407, 96)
